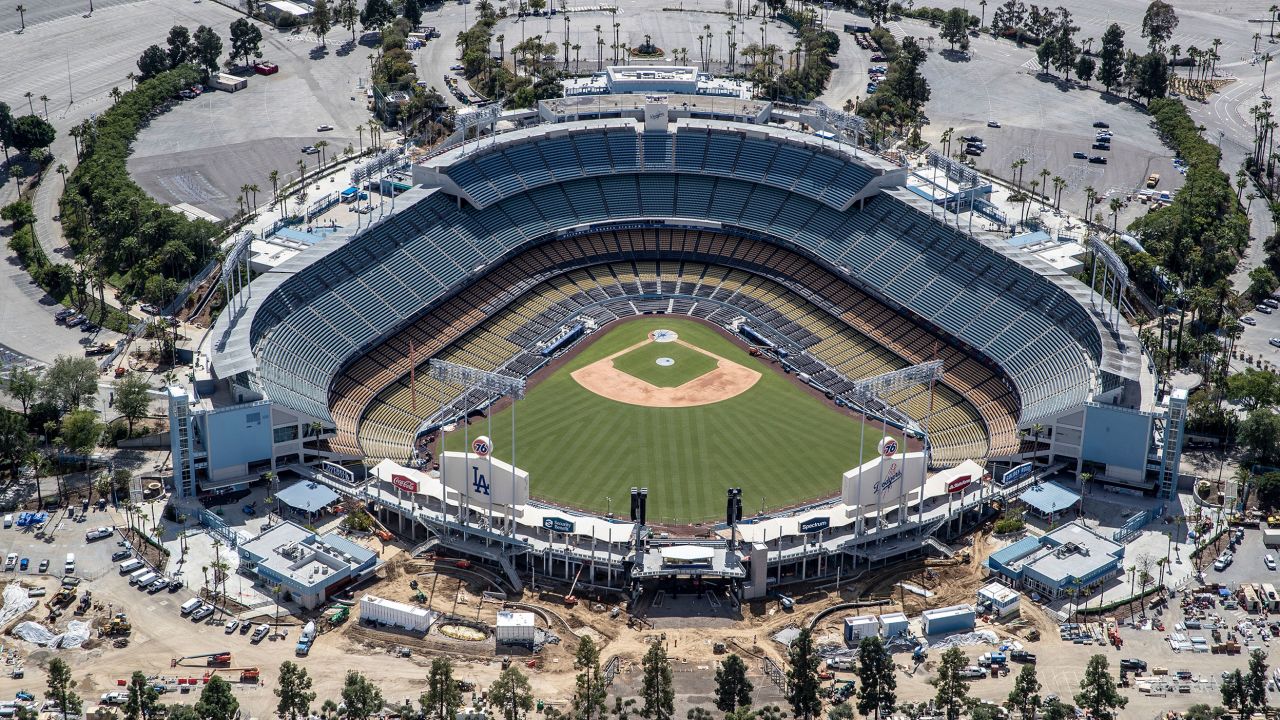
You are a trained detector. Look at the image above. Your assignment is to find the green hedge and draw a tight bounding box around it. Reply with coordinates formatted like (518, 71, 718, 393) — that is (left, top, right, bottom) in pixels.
(59, 65, 220, 306)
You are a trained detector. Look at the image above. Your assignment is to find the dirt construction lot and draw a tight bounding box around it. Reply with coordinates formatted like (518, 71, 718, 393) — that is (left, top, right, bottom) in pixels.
(0, 520, 1264, 719)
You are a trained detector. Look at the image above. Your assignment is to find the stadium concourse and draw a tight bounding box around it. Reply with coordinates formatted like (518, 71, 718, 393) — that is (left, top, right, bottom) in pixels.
(170, 91, 1188, 602)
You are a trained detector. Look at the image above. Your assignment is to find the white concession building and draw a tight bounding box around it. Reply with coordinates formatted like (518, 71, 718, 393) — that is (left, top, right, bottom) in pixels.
(359, 594, 437, 633)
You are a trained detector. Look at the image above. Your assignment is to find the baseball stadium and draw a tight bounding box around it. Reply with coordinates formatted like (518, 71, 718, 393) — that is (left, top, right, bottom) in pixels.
(191, 91, 1176, 600)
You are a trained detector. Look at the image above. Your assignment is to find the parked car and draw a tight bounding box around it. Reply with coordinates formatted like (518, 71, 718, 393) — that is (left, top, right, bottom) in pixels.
(301, 145, 319, 155)
(85, 527, 114, 541)
(1269, 338, 1280, 348)
(101, 693, 128, 705)
(965, 146, 983, 156)
(1242, 316, 1258, 325)
(959, 666, 986, 679)
(987, 119, 1001, 128)
(1092, 142, 1111, 151)
(190, 604, 215, 622)
(1072, 151, 1087, 159)
(64, 314, 86, 328)
(1120, 659, 1147, 671)
(139, 303, 160, 315)
(1258, 304, 1275, 314)
(251, 624, 270, 642)
(37, 560, 48, 573)
(316, 124, 334, 132)
(110, 549, 132, 561)
(1093, 120, 1110, 128)
(4, 554, 15, 570)
(1264, 298, 1280, 308)
(225, 619, 240, 633)
(1088, 156, 1108, 164)
(18, 558, 28, 572)
(1147, 173, 1161, 188)
(960, 135, 982, 143)
(253, 61, 279, 75)
(147, 576, 169, 593)
(54, 309, 76, 321)
(1266, 554, 1277, 570)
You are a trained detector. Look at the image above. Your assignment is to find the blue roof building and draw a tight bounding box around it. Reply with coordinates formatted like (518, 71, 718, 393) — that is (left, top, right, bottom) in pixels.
(984, 521, 1123, 600)
(1018, 482, 1081, 521)
(276, 481, 340, 517)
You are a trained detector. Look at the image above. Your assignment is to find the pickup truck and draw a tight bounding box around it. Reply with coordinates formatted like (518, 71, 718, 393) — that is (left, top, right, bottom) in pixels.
(85, 527, 114, 541)
(251, 624, 270, 642)
(1009, 650, 1036, 663)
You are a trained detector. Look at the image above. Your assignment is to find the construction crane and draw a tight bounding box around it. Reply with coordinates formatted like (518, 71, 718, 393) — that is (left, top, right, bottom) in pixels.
(171, 652, 232, 668)
(564, 566, 584, 608)
(204, 667, 260, 683)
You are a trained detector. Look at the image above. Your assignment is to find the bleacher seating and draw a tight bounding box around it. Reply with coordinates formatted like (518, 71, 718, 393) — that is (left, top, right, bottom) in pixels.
(243, 125, 1106, 470)
(334, 229, 1017, 465)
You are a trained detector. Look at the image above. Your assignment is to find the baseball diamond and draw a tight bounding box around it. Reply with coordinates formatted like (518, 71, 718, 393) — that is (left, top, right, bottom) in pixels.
(443, 318, 882, 522)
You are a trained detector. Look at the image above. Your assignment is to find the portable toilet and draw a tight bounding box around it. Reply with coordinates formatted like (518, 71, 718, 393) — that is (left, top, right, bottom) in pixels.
(878, 612, 910, 640)
(843, 615, 879, 643)
(921, 604, 976, 636)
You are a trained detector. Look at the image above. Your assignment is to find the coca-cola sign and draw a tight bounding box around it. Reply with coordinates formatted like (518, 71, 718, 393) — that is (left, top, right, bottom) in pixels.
(391, 474, 419, 493)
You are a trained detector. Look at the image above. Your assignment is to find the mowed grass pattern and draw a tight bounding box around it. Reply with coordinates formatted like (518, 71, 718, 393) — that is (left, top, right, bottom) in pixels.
(444, 318, 883, 522)
(610, 339, 720, 387)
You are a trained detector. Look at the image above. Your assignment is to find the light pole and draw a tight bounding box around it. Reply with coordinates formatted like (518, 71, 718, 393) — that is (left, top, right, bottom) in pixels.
(605, 496, 611, 517)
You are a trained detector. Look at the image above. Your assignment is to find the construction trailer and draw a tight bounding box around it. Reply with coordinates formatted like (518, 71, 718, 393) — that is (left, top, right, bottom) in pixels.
(494, 612, 536, 645)
(878, 612, 910, 640)
(977, 582, 1021, 619)
(359, 594, 436, 633)
(921, 604, 976, 635)
(843, 615, 879, 643)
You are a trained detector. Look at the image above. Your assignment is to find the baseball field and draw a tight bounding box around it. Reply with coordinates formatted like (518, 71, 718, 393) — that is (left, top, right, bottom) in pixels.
(444, 318, 883, 523)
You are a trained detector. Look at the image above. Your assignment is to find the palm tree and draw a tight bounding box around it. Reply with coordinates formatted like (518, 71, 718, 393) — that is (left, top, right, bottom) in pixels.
(978, 0, 987, 28)
(308, 420, 324, 463)
(38, 94, 49, 118)
(1037, 167, 1050, 200)
(1083, 185, 1097, 224)
(268, 169, 280, 215)
(55, 163, 68, 186)
(23, 91, 33, 116)
(1052, 175, 1066, 209)
(15, 4, 25, 31)
(127, 72, 137, 90)
(1108, 196, 1125, 233)
(1010, 157, 1027, 188)
(248, 183, 260, 213)
(573, 43, 581, 73)
(595, 24, 603, 69)
(315, 140, 329, 170)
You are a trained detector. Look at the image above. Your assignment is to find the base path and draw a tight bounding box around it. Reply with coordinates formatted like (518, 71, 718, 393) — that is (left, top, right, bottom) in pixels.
(571, 339, 761, 408)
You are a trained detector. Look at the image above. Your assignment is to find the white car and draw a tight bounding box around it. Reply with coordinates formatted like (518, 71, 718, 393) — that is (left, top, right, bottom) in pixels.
(190, 604, 215, 622)
(1270, 338, 1280, 349)
(1267, 554, 1277, 571)
(85, 527, 114, 541)
(251, 623, 270, 642)
(1242, 316, 1258, 326)
(3, 554, 14, 570)
(316, 124, 334, 132)
(100, 693, 127, 705)
(225, 619, 240, 633)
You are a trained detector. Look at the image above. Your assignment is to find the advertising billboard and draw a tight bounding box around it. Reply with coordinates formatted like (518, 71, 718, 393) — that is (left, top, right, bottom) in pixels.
(841, 451, 927, 508)
(390, 474, 420, 494)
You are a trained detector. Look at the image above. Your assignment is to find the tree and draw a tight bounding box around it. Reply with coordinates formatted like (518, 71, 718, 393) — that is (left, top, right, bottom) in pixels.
(1076, 54, 1095, 83)
(275, 662, 316, 720)
(640, 642, 675, 720)
(1247, 647, 1268, 711)
(360, 0, 395, 29)
(403, 0, 421, 26)
(341, 671, 383, 720)
(1242, 409, 1280, 464)
(785, 629, 822, 720)
(5, 366, 40, 417)
(8, 114, 54, 155)
(195, 676, 238, 720)
(112, 372, 152, 435)
(422, 658, 461, 720)
(1134, 52, 1169, 101)
(229, 19, 264, 67)
(46, 658, 81, 720)
(1007, 664, 1041, 719)
(940, 8, 970, 51)
(1222, 668, 1247, 713)
(1228, 368, 1280, 411)
(0, 410, 33, 477)
(192, 25, 224, 76)
(124, 671, 159, 720)
(714, 654, 753, 713)
(1098, 23, 1125, 92)
(573, 637, 608, 720)
(933, 647, 970, 720)
(311, 0, 332, 45)
(854, 636, 895, 719)
(137, 45, 169, 78)
(1074, 655, 1126, 720)
(489, 667, 534, 720)
(1141, 0, 1178, 51)
(58, 410, 102, 460)
(337, 0, 359, 41)
(169, 706, 200, 720)
(41, 356, 97, 411)
(167, 25, 193, 67)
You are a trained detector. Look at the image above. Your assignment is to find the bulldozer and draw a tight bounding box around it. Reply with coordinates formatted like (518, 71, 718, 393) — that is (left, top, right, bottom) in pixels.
(50, 588, 76, 608)
(105, 613, 131, 636)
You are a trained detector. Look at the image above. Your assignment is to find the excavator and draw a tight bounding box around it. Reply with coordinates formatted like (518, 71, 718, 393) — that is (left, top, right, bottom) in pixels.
(171, 652, 233, 668)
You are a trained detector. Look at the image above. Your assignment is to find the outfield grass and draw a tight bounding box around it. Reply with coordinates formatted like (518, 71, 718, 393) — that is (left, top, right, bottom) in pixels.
(610, 339, 720, 388)
(444, 318, 883, 522)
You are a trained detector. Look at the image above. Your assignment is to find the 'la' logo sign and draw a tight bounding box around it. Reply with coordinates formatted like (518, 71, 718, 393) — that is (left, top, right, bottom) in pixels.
(472, 466, 491, 496)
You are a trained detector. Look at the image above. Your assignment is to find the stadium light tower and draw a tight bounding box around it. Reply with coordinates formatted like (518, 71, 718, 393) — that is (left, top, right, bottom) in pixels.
(424, 359, 526, 540)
